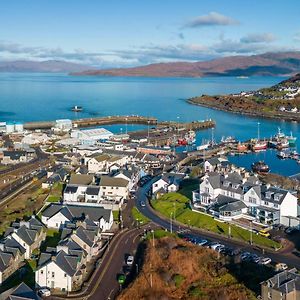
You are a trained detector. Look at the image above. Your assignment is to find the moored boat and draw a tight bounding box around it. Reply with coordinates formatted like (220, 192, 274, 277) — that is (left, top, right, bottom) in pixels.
(287, 132, 297, 147)
(251, 161, 270, 173)
(71, 105, 83, 112)
(252, 141, 267, 151)
(277, 151, 289, 159)
(276, 139, 289, 150)
(237, 142, 248, 152)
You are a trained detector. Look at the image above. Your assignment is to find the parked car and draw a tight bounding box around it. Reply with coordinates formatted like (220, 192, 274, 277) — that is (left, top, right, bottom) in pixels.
(258, 229, 271, 238)
(197, 239, 208, 246)
(209, 242, 222, 250)
(38, 288, 51, 297)
(285, 227, 298, 234)
(259, 257, 272, 265)
(126, 255, 134, 266)
(240, 252, 251, 261)
(275, 263, 288, 272)
(140, 201, 146, 207)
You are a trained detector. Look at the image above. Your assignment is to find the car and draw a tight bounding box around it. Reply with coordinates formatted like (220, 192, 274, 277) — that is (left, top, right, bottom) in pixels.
(209, 243, 222, 250)
(126, 255, 134, 266)
(38, 288, 51, 297)
(140, 201, 146, 207)
(258, 229, 271, 238)
(197, 239, 208, 246)
(275, 263, 288, 272)
(240, 252, 251, 261)
(259, 257, 272, 265)
(117, 274, 126, 285)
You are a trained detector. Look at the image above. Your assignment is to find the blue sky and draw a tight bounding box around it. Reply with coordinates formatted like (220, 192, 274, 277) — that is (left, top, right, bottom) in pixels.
(0, 0, 300, 67)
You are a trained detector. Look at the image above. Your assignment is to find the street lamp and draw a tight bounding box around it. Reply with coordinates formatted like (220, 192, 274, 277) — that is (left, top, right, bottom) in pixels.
(250, 221, 253, 245)
(151, 229, 154, 247)
(170, 212, 173, 233)
(125, 117, 128, 134)
(177, 116, 180, 135)
(147, 120, 150, 139)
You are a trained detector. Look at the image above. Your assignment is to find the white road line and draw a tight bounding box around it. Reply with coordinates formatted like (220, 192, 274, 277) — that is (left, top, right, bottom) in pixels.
(125, 238, 128, 244)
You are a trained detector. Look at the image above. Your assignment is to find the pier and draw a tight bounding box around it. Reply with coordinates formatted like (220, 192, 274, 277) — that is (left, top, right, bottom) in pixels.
(24, 115, 215, 131)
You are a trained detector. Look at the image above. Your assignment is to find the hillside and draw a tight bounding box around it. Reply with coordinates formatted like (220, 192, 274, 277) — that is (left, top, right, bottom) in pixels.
(0, 60, 92, 73)
(118, 236, 257, 300)
(188, 73, 300, 121)
(72, 51, 300, 77)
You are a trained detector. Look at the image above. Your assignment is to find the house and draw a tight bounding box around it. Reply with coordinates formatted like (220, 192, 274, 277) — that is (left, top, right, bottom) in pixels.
(41, 203, 113, 231)
(192, 170, 298, 226)
(35, 249, 85, 292)
(1, 151, 28, 165)
(261, 268, 300, 300)
(86, 154, 127, 174)
(203, 157, 228, 173)
(69, 174, 94, 185)
(152, 173, 183, 197)
(0, 282, 41, 300)
(99, 176, 129, 202)
(11, 217, 45, 259)
(113, 168, 140, 192)
(0, 251, 15, 285)
(42, 167, 68, 189)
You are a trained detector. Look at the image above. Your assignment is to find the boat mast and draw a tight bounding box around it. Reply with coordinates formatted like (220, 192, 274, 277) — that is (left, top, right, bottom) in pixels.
(257, 122, 260, 141)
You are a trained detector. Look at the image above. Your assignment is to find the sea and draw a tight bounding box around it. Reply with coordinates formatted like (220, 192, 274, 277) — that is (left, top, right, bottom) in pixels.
(0, 72, 299, 176)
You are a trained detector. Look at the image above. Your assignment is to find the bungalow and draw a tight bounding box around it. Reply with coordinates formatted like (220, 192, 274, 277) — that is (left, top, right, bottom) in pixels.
(152, 173, 183, 197)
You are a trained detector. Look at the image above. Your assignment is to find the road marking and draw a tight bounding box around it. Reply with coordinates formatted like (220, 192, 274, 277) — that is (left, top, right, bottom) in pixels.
(133, 233, 141, 243)
(107, 288, 114, 299)
(125, 238, 128, 244)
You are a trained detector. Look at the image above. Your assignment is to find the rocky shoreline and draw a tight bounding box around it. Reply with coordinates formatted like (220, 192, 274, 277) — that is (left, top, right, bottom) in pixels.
(187, 97, 300, 122)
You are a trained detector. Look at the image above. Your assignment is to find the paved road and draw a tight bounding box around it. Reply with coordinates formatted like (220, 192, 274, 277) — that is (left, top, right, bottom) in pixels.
(135, 179, 300, 269)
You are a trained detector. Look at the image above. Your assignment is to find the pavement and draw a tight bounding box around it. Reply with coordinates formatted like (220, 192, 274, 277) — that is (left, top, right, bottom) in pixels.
(135, 179, 300, 269)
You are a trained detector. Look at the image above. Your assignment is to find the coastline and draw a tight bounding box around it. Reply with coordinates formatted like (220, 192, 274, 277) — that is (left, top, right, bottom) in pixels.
(186, 98, 300, 122)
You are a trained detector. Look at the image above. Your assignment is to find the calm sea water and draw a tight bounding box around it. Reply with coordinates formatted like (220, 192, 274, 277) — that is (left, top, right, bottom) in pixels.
(0, 73, 299, 175)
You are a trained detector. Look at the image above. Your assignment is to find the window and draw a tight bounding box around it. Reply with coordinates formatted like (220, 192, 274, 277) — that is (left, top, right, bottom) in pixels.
(64, 273, 67, 277)
(264, 201, 269, 206)
(52, 272, 55, 278)
(205, 187, 209, 193)
(249, 197, 256, 204)
(274, 204, 278, 208)
(41, 270, 44, 274)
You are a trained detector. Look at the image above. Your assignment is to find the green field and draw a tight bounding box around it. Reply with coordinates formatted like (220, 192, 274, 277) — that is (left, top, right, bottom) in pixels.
(132, 207, 150, 225)
(151, 192, 280, 249)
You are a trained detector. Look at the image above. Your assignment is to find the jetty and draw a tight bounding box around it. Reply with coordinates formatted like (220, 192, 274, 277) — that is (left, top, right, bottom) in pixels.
(23, 115, 215, 131)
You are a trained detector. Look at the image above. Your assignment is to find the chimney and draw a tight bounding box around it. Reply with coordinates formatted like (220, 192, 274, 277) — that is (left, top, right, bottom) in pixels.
(51, 256, 56, 262)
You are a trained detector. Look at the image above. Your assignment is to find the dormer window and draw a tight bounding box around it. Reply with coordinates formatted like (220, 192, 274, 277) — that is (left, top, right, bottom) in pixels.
(223, 181, 230, 187)
(265, 191, 273, 199)
(233, 184, 239, 189)
(264, 201, 269, 206)
(274, 193, 282, 201)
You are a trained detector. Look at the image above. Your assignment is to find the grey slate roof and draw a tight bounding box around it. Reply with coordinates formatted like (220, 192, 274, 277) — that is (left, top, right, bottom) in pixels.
(3, 237, 26, 255)
(0, 282, 41, 300)
(74, 227, 97, 247)
(64, 185, 79, 194)
(42, 203, 112, 224)
(219, 200, 247, 212)
(15, 226, 37, 246)
(0, 251, 13, 272)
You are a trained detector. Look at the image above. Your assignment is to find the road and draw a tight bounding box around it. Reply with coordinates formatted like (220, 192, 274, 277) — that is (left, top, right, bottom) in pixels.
(135, 179, 300, 269)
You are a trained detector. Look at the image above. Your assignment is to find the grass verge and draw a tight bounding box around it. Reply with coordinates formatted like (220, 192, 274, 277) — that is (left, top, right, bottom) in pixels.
(131, 207, 150, 225)
(151, 192, 280, 249)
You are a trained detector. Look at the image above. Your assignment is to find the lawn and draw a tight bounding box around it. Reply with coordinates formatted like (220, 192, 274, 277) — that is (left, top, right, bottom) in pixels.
(131, 207, 150, 225)
(146, 229, 177, 240)
(151, 192, 280, 249)
(47, 195, 61, 203)
(113, 210, 120, 222)
(40, 229, 62, 252)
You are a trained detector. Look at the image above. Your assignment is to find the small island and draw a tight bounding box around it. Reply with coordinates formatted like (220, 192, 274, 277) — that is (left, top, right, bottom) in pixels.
(187, 73, 300, 121)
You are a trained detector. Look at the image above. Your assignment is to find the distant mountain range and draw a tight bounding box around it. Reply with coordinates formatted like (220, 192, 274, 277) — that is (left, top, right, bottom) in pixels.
(0, 60, 92, 73)
(72, 51, 300, 77)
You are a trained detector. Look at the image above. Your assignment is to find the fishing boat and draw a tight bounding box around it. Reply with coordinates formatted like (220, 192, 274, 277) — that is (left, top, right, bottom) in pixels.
(237, 142, 248, 152)
(252, 122, 267, 151)
(221, 136, 236, 144)
(277, 151, 289, 159)
(274, 127, 285, 140)
(287, 132, 297, 147)
(251, 161, 270, 173)
(71, 105, 83, 112)
(276, 139, 290, 150)
(252, 141, 268, 151)
(185, 130, 196, 144)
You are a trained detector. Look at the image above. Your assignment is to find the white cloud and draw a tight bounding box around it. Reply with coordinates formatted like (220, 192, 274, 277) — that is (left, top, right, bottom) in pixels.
(184, 12, 239, 28)
(294, 32, 300, 42)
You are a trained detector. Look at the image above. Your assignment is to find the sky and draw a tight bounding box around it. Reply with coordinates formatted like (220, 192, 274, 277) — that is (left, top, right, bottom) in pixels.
(0, 0, 300, 68)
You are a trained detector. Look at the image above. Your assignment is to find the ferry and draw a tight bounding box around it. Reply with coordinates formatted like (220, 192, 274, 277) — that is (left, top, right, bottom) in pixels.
(251, 161, 270, 173)
(71, 105, 83, 112)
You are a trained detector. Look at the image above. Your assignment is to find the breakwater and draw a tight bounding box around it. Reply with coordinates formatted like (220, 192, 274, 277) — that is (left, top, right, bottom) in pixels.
(24, 115, 215, 131)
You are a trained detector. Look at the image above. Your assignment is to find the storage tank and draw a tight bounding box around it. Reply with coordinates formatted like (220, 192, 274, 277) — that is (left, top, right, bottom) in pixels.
(6, 122, 15, 133)
(15, 122, 24, 133)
